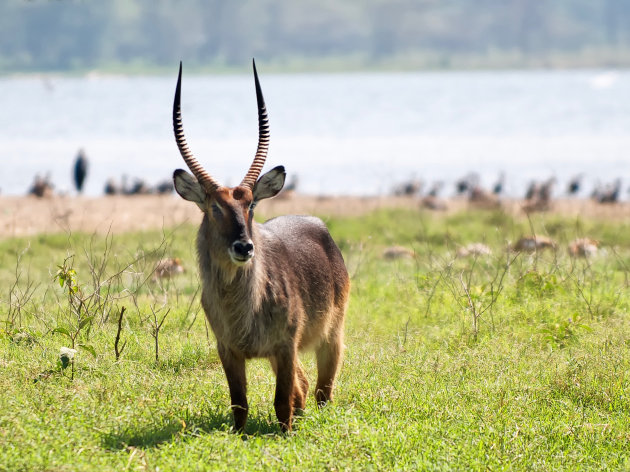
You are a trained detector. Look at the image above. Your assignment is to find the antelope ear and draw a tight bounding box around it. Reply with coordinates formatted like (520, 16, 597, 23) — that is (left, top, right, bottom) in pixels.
(173, 169, 206, 206)
(253, 165, 286, 202)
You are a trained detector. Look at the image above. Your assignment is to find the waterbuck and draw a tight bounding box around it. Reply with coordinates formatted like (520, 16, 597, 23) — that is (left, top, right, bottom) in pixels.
(171, 61, 350, 432)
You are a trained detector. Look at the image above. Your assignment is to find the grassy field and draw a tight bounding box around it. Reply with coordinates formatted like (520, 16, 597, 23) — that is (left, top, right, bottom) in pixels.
(2, 207, 630, 471)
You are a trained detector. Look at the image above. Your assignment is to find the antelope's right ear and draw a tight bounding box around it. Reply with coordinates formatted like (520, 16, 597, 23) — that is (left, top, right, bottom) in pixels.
(253, 165, 286, 202)
(173, 169, 206, 206)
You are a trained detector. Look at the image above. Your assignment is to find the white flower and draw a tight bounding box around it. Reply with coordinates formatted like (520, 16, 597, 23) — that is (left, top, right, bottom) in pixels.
(59, 347, 77, 359)
(59, 347, 77, 369)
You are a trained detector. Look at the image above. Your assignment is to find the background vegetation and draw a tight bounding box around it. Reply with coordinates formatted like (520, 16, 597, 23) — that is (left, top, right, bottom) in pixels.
(2, 207, 630, 470)
(3, 0, 630, 73)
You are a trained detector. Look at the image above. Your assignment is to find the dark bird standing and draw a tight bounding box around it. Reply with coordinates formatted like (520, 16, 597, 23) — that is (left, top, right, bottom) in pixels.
(427, 181, 444, 197)
(455, 173, 479, 195)
(524, 180, 539, 200)
(73, 149, 88, 193)
(28, 173, 54, 198)
(567, 174, 582, 195)
(104, 178, 119, 195)
(492, 173, 505, 195)
(596, 178, 621, 204)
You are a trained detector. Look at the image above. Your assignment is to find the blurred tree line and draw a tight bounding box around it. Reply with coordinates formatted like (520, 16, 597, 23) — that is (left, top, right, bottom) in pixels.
(2, 0, 630, 72)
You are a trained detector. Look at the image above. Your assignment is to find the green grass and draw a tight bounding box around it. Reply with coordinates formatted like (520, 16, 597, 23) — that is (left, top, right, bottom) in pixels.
(2, 208, 630, 470)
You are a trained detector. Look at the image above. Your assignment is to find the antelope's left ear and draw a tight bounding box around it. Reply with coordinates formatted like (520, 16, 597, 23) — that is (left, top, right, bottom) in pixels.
(253, 165, 286, 202)
(173, 169, 206, 207)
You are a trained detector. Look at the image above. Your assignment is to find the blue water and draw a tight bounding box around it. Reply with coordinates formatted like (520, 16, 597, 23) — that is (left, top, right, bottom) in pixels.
(1, 69, 629, 197)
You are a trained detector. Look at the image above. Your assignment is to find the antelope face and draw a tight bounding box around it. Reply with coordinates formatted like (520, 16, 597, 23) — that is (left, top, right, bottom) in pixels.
(174, 167, 286, 266)
(213, 186, 256, 265)
(171, 59, 286, 266)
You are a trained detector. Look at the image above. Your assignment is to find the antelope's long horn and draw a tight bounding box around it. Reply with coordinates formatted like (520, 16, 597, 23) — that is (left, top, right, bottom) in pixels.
(240, 59, 270, 189)
(173, 61, 221, 193)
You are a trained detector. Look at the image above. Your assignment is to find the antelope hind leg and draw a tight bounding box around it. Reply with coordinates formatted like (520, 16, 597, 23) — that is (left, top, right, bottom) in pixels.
(315, 326, 344, 406)
(272, 348, 299, 432)
(217, 343, 248, 431)
(269, 356, 309, 414)
(294, 363, 309, 413)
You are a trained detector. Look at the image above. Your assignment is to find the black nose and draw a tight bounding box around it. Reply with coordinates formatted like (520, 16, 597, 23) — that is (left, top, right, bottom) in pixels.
(232, 240, 254, 258)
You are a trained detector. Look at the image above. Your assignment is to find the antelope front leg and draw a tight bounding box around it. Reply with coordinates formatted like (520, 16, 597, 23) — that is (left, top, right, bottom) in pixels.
(217, 343, 248, 432)
(273, 347, 297, 432)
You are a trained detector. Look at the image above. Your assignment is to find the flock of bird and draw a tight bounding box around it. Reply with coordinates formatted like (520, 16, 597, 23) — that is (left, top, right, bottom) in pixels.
(25, 150, 303, 199)
(392, 171, 625, 213)
(26, 149, 174, 198)
(384, 171, 611, 262)
(24, 150, 624, 209)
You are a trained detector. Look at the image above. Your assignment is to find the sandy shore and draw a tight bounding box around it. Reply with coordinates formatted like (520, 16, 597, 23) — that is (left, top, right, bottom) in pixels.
(0, 194, 629, 238)
(0, 194, 420, 237)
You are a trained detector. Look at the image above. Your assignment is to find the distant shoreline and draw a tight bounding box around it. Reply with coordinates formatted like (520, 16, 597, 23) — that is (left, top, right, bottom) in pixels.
(4, 51, 630, 77)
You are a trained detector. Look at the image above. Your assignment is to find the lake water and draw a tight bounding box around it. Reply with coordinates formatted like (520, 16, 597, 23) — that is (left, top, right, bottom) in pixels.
(1, 69, 629, 198)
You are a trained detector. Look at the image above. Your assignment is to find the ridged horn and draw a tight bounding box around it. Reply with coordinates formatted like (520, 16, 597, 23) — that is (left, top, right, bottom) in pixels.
(173, 61, 221, 193)
(240, 59, 270, 189)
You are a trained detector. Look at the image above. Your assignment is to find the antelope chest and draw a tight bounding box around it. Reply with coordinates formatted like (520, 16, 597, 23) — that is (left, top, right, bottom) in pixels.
(202, 295, 288, 359)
